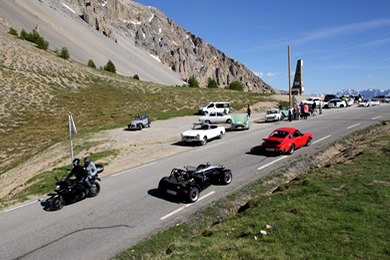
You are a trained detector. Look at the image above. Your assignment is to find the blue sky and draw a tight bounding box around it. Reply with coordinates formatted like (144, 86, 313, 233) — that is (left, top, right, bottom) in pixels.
(134, 0, 390, 94)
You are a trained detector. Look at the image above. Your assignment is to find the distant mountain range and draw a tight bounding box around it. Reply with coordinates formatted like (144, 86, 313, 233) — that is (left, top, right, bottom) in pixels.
(333, 88, 390, 99)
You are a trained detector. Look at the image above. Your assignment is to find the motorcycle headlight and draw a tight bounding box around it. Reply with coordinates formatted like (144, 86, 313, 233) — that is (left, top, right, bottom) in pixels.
(54, 185, 60, 191)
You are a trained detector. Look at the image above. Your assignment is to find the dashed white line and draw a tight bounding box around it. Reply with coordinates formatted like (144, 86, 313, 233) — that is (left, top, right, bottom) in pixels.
(4, 200, 37, 213)
(372, 115, 383, 120)
(312, 135, 331, 145)
(112, 162, 156, 177)
(160, 191, 215, 220)
(257, 156, 288, 171)
(346, 123, 361, 129)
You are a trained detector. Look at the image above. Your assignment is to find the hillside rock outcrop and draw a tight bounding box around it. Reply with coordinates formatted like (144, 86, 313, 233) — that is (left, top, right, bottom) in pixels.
(63, 0, 276, 93)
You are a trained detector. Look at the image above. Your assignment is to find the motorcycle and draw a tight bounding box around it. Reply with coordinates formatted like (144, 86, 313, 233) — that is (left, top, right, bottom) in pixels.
(48, 164, 104, 210)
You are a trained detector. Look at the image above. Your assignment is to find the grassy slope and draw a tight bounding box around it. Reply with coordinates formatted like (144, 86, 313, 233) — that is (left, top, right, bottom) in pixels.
(0, 32, 275, 175)
(115, 122, 390, 259)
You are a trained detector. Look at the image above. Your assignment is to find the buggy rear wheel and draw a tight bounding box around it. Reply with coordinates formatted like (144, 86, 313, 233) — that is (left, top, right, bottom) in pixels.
(187, 187, 200, 203)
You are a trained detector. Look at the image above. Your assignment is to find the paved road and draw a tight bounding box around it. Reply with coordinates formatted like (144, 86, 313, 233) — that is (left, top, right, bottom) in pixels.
(1, 104, 389, 260)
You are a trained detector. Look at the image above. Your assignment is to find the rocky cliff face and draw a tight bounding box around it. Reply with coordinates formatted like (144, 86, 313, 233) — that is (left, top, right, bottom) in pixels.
(63, 0, 275, 93)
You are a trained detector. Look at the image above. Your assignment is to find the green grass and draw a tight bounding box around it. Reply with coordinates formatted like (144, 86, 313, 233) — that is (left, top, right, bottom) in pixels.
(114, 122, 390, 259)
(0, 150, 117, 209)
(1, 66, 275, 175)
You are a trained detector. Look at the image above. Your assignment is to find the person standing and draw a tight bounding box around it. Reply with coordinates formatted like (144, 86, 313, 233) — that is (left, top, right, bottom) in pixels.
(303, 103, 309, 119)
(288, 106, 293, 122)
(247, 104, 251, 118)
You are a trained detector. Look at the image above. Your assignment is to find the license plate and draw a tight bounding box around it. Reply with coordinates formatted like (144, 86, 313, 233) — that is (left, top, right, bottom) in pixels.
(266, 148, 274, 152)
(166, 189, 177, 196)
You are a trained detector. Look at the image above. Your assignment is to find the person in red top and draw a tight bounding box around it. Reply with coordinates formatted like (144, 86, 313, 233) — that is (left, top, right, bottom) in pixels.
(303, 103, 309, 119)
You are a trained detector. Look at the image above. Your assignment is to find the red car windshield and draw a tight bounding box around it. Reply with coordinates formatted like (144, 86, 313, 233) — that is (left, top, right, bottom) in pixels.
(270, 130, 289, 138)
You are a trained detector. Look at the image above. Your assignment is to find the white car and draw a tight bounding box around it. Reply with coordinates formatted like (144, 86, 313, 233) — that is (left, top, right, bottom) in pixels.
(199, 112, 231, 124)
(370, 98, 380, 106)
(358, 99, 370, 107)
(302, 97, 322, 106)
(346, 98, 354, 106)
(265, 109, 285, 122)
(198, 102, 230, 115)
(326, 99, 347, 108)
(359, 99, 380, 107)
(181, 123, 225, 145)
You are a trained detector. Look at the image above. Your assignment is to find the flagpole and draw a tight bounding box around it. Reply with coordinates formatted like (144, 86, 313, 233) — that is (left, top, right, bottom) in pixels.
(68, 114, 74, 163)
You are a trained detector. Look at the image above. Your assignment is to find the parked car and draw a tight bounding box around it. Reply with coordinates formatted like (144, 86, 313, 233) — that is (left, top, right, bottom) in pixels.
(261, 127, 313, 155)
(127, 114, 151, 130)
(385, 96, 390, 103)
(358, 99, 370, 107)
(265, 109, 286, 122)
(199, 112, 231, 124)
(231, 113, 249, 130)
(374, 95, 386, 103)
(198, 102, 230, 115)
(370, 98, 380, 106)
(158, 163, 232, 202)
(181, 123, 225, 145)
(325, 99, 347, 108)
(302, 97, 322, 106)
(324, 94, 338, 102)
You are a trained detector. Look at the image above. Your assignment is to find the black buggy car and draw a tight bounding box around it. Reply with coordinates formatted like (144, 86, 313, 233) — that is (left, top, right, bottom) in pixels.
(158, 163, 232, 202)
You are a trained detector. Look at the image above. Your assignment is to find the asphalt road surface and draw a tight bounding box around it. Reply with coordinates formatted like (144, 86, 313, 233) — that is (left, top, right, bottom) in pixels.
(1, 104, 389, 260)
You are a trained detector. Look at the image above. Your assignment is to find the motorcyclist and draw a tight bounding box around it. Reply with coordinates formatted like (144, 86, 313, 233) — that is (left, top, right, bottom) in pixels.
(83, 156, 97, 188)
(65, 158, 85, 182)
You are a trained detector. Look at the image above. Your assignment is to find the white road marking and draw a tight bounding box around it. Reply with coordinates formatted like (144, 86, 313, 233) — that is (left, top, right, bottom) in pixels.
(312, 135, 331, 145)
(372, 115, 383, 120)
(160, 191, 215, 220)
(257, 156, 288, 171)
(346, 123, 361, 129)
(4, 200, 37, 213)
(112, 162, 157, 177)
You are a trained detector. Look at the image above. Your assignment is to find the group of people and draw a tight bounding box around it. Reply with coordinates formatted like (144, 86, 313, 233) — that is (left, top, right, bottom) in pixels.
(288, 101, 321, 122)
(65, 156, 97, 193)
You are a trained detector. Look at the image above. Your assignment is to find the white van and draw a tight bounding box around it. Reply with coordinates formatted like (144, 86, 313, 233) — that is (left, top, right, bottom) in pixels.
(198, 102, 230, 115)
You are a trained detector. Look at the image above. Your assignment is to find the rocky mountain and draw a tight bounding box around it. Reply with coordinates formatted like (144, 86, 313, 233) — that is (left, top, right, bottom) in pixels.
(64, 0, 274, 92)
(0, 0, 274, 92)
(334, 88, 390, 99)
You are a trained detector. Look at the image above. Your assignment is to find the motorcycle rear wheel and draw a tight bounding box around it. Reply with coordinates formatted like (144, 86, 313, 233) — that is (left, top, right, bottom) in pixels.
(88, 182, 100, 197)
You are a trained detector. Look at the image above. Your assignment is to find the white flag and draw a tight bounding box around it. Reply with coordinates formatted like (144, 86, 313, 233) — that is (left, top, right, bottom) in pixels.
(69, 114, 77, 134)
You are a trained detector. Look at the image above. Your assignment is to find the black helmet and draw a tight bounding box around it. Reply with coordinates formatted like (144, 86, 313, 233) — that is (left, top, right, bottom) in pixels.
(72, 158, 80, 166)
(84, 156, 91, 165)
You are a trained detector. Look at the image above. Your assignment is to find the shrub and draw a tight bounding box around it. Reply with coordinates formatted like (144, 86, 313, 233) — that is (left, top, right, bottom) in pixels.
(58, 47, 70, 59)
(188, 75, 199, 88)
(207, 77, 218, 88)
(36, 36, 49, 50)
(228, 81, 243, 91)
(8, 27, 18, 36)
(24, 31, 40, 43)
(19, 29, 28, 40)
(133, 74, 140, 80)
(104, 60, 116, 73)
(18, 29, 49, 50)
(88, 59, 96, 68)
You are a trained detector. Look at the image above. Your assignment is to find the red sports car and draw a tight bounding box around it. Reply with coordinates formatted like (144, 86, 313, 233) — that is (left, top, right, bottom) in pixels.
(261, 127, 313, 155)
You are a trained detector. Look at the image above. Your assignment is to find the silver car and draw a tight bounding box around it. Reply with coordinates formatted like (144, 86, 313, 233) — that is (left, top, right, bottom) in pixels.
(199, 112, 231, 124)
(127, 114, 151, 130)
